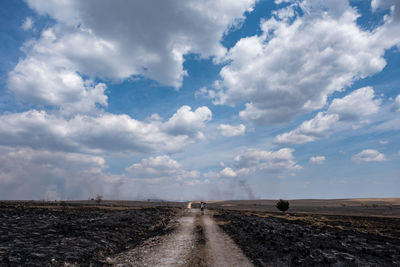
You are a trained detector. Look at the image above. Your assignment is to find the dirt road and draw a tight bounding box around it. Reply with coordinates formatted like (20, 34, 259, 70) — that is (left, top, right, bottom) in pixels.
(109, 202, 253, 266)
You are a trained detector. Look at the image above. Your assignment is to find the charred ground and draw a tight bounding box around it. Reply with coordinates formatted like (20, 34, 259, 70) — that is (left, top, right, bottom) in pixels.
(211, 198, 400, 266)
(2, 199, 400, 266)
(0, 201, 181, 266)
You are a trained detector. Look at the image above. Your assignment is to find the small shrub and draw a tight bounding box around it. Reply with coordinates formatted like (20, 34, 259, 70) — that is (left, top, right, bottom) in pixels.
(276, 199, 289, 212)
(340, 202, 347, 207)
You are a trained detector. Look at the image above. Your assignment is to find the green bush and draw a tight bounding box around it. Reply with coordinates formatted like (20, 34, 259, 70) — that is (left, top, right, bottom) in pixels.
(276, 199, 289, 212)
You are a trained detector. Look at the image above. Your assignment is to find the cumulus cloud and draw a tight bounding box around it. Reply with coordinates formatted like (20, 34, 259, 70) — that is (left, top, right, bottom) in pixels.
(8, 54, 108, 115)
(220, 167, 238, 177)
(126, 156, 182, 178)
(275, 112, 339, 145)
(275, 87, 380, 145)
(203, 167, 250, 180)
(163, 106, 212, 139)
(217, 124, 246, 137)
(0, 147, 203, 200)
(121, 155, 202, 199)
(233, 148, 302, 174)
(22, 17, 34, 31)
(352, 149, 386, 163)
(0, 146, 114, 200)
(328, 87, 381, 121)
(205, 0, 398, 124)
(372, 0, 400, 24)
(309, 156, 326, 164)
(0, 106, 212, 154)
(20, 0, 255, 89)
(202, 148, 301, 181)
(126, 155, 198, 181)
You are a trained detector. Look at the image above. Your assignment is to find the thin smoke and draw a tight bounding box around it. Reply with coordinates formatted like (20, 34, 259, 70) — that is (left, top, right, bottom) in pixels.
(238, 179, 255, 200)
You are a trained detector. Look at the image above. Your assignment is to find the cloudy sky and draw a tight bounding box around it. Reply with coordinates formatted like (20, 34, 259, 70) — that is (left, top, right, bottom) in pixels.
(0, 0, 399, 201)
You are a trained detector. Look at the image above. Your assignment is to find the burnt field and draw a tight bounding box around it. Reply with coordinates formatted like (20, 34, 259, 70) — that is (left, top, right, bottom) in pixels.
(214, 209, 400, 266)
(2, 199, 400, 266)
(207, 198, 400, 217)
(0, 201, 181, 266)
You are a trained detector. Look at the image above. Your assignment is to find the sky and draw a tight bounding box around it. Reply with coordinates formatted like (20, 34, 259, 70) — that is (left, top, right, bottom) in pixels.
(0, 0, 399, 201)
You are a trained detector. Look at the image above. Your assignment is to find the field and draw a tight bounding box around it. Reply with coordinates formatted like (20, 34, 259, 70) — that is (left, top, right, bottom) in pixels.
(0, 201, 182, 266)
(210, 198, 400, 266)
(207, 198, 400, 217)
(1, 198, 399, 266)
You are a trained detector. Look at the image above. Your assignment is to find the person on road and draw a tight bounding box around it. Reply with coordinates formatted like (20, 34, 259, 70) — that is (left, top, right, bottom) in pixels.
(200, 201, 206, 214)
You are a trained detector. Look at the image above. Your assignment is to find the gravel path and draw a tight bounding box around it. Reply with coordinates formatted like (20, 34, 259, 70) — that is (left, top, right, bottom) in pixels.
(202, 212, 253, 267)
(109, 203, 253, 266)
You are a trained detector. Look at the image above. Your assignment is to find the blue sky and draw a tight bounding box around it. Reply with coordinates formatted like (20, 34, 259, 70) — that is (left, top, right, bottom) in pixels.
(0, 0, 399, 201)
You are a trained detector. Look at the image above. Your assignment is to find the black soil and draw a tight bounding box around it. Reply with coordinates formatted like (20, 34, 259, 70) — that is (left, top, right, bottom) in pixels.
(0, 203, 178, 266)
(214, 210, 400, 266)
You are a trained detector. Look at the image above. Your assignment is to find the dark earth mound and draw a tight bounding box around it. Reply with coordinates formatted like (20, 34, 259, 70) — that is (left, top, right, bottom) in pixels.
(0, 202, 179, 266)
(214, 210, 400, 266)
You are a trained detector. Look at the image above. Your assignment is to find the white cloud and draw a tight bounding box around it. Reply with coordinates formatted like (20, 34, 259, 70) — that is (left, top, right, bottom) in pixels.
(201, 148, 301, 180)
(233, 148, 302, 174)
(203, 171, 220, 180)
(309, 156, 326, 164)
(204, 167, 250, 180)
(220, 167, 237, 177)
(125, 155, 200, 184)
(372, 0, 400, 23)
(163, 106, 212, 139)
(0, 106, 212, 154)
(217, 124, 246, 137)
(206, 0, 397, 124)
(8, 55, 107, 115)
(22, 17, 34, 31)
(275, 87, 380, 145)
(352, 149, 386, 163)
(22, 0, 256, 89)
(328, 87, 381, 121)
(126, 155, 182, 178)
(0, 146, 113, 200)
(186, 179, 201, 186)
(394, 94, 400, 111)
(0, 147, 203, 200)
(373, 1, 400, 52)
(274, 0, 292, 4)
(275, 113, 339, 145)
(379, 140, 389, 145)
